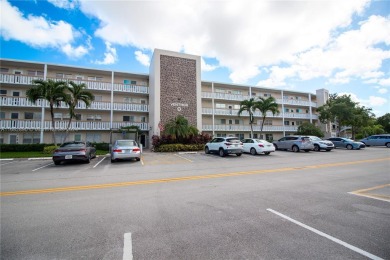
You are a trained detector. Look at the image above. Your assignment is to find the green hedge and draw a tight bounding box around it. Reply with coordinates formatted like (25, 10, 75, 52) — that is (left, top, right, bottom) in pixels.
(0, 142, 110, 152)
(154, 143, 204, 152)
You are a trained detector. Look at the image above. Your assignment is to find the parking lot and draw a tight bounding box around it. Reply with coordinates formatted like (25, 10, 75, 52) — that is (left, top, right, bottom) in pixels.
(1, 147, 390, 259)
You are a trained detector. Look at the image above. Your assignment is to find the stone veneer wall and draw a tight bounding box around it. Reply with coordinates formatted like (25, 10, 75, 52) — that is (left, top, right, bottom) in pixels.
(160, 55, 197, 127)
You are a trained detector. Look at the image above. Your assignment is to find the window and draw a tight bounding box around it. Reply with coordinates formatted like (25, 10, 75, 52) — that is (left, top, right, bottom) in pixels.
(0, 90, 7, 96)
(285, 108, 289, 112)
(27, 70, 44, 76)
(265, 134, 273, 141)
(74, 134, 82, 142)
(14, 70, 22, 75)
(86, 133, 101, 143)
(87, 114, 95, 120)
(296, 121, 303, 126)
(233, 104, 240, 109)
(131, 80, 137, 85)
(284, 121, 290, 126)
(306, 109, 309, 113)
(221, 119, 226, 124)
(1, 68, 9, 73)
(124, 79, 130, 85)
(123, 116, 135, 122)
(141, 116, 146, 122)
(228, 119, 233, 125)
(0, 112, 5, 119)
(140, 99, 147, 104)
(215, 88, 225, 93)
(252, 92, 256, 96)
(54, 113, 62, 119)
(94, 96, 102, 102)
(264, 93, 271, 97)
(75, 75, 84, 80)
(264, 119, 272, 126)
(296, 109, 301, 113)
(56, 73, 64, 78)
(216, 103, 225, 108)
(11, 113, 18, 119)
(23, 133, 40, 144)
(65, 74, 72, 79)
(235, 119, 240, 124)
(96, 77, 103, 81)
(24, 112, 34, 119)
(95, 115, 102, 120)
(235, 133, 244, 140)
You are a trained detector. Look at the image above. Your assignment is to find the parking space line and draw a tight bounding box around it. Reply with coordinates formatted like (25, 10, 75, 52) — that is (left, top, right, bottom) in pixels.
(32, 163, 53, 172)
(349, 184, 390, 203)
(93, 157, 106, 168)
(267, 208, 384, 260)
(1, 161, 15, 166)
(174, 154, 193, 162)
(123, 233, 133, 260)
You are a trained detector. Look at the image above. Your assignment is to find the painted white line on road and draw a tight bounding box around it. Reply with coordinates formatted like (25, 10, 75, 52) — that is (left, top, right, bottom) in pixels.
(0, 159, 13, 161)
(174, 154, 193, 162)
(123, 232, 133, 260)
(267, 208, 383, 260)
(32, 163, 53, 172)
(93, 157, 106, 168)
(1, 161, 15, 166)
(28, 157, 52, 160)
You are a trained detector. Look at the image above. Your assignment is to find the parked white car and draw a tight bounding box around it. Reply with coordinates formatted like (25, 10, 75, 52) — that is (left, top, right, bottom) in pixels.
(241, 139, 275, 155)
(205, 137, 243, 157)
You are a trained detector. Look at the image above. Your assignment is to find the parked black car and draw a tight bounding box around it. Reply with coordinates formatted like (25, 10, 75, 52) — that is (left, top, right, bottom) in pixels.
(52, 141, 96, 165)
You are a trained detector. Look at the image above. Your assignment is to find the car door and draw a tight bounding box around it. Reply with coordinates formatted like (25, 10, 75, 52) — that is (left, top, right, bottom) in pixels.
(244, 139, 254, 153)
(277, 137, 287, 149)
(241, 139, 249, 153)
(333, 138, 343, 148)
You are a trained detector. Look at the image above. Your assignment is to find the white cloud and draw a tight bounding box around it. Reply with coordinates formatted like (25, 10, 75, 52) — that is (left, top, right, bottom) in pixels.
(95, 42, 117, 65)
(134, 51, 150, 67)
(339, 92, 388, 107)
(201, 58, 218, 72)
(0, 0, 89, 58)
(47, 0, 78, 9)
(378, 78, 390, 86)
(378, 88, 388, 94)
(78, 0, 371, 83)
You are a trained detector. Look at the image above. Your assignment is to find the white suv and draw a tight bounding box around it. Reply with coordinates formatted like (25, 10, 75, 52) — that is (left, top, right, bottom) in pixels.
(205, 137, 243, 157)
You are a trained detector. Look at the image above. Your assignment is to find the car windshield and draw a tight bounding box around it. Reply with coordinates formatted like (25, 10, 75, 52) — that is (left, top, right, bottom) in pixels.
(310, 136, 322, 141)
(254, 139, 266, 143)
(117, 140, 136, 146)
(60, 142, 85, 148)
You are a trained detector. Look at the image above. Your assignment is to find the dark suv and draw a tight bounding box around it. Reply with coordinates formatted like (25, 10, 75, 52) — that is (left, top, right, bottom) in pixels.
(205, 137, 243, 157)
(273, 136, 314, 152)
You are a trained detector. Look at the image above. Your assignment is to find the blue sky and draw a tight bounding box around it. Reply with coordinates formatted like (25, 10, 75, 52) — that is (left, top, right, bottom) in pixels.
(1, 0, 389, 117)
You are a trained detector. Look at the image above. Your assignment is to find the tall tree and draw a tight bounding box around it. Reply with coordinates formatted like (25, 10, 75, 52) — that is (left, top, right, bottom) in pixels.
(26, 79, 69, 145)
(163, 115, 198, 142)
(63, 81, 95, 143)
(254, 96, 279, 138)
(238, 98, 257, 138)
(296, 122, 324, 137)
(377, 113, 390, 133)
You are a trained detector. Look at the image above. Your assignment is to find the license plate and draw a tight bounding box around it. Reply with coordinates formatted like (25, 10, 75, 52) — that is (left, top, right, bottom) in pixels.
(124, 149, 130, 153)
(65, 155, 72, 159)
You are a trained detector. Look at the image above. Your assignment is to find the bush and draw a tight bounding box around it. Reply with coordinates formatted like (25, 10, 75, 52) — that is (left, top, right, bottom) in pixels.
(154, 143, 204, 152)
(152, 132, 212, 151)
(0, 144, 48, 152)
(43, 145, 58, 154)
(93, 142, 109, 151)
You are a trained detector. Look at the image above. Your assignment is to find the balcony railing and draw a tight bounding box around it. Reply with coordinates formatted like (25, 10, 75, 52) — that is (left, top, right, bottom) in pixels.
(0, 119, 149, 131)
(0, 96, 149, 112)
(202, 108, 318, 119)
(0, 73, 149, 94)
(202, 125, 298, 132)
(202, 92, 317, 107)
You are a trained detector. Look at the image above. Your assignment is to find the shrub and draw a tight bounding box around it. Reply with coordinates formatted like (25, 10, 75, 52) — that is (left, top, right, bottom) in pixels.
(93, 142, 109, 151)
(152, 132, 212, 151)
(43, 145, 58, 154)
(154, 143, 204, 152)
(0, 144, 48, 152)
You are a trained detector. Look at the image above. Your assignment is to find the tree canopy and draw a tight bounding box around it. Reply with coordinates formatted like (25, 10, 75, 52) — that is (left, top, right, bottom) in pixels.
(296, 122, 324, 138)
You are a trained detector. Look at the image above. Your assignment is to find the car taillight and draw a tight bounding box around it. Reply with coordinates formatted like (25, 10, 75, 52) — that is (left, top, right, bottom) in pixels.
(113, 149, 122, 152)
(258, 144, 264, 147)
(224, 142, 231, 146)
(79, 149, 86, 152)
(54, 149, 59, 153)
(133, 148, 140, 152)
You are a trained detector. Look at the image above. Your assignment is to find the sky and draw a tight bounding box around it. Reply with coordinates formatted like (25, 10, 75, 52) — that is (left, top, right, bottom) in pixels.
(1, 0, 389, 117)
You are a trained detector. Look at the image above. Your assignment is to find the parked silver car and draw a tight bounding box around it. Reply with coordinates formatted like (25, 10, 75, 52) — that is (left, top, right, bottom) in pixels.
(273, 136, 314, 152)
(52, 141, 96, 165)
(327, 137, 365, 150)
(360, 134, 390, 148)
(308, 136, 334, 152)
(205, 137, 243, 157)
(110, 139, 141, 163)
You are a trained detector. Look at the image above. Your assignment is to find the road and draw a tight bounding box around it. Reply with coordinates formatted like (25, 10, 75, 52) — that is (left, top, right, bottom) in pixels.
(1, 147, 390, 259)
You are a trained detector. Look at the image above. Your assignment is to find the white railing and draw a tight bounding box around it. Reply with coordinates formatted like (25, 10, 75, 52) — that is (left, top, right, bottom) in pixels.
(202, 108, 318, 119)
(0, 120, 149, 131)
(0, 73, 149, 94)
(0, 96, 149, 112)
(202, 124, 298, 132)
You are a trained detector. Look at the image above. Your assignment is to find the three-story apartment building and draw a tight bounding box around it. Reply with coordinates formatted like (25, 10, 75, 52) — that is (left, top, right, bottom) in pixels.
(0, 49, 334, 147)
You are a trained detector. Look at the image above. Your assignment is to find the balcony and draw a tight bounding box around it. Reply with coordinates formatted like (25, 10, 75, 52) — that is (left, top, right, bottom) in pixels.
(0, 119, 149, 131)
(0, 96, 149, 112)
(202, 124, 298, 132)
(0, 73, 149, 94)
(202, 108, 318, 119)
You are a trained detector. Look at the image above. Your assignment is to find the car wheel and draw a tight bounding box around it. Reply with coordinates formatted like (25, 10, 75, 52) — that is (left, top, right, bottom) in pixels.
(250, 148, 257, 155)
(304, 150, 310, 152)
(292, 145, 299, 152)
(219, 148, 225, 157)
(236, 153, 242, 156)
(314, 144, 320, 152)
(85, 154, 91, 163)
(264, 152, 271, 155)
(273, 144, 278, 150)
(54, 161, 61, 165)
(386, 143, 390, 148)
(111, 159, 115, 163)
(205, 146, 210, 154)
(136, 158, 141, 161)
(346, 144, 353, 150)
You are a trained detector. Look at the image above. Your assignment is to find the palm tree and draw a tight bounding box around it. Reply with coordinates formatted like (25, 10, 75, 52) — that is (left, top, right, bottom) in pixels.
(164, 115, 198, 142)
(62, 81, 95, 143)
(26, 79, 69, 145)
(238, 98, 257, 138)
(254, 96, 279, 139)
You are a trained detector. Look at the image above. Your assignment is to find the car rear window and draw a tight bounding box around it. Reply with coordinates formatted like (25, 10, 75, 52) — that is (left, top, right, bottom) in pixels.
(227, 138, 240, 143)
(60, 143, 85, 148)
(117, 141, 135, 146)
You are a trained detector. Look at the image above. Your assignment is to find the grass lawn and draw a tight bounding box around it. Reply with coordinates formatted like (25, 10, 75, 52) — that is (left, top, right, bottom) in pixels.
(0, 150, 108, 159)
